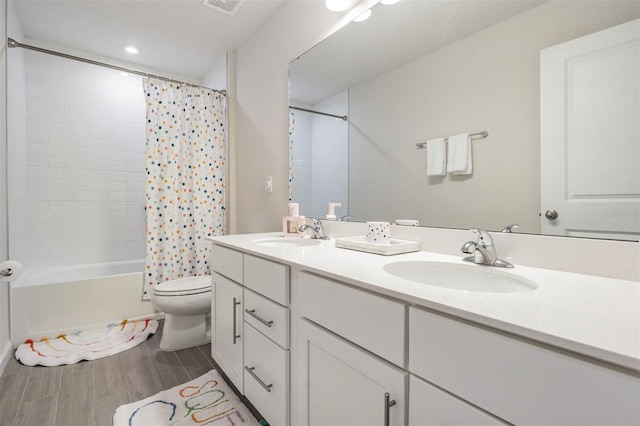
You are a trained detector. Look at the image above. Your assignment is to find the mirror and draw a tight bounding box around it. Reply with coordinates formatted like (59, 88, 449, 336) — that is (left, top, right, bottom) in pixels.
(289, 0, 639, 240)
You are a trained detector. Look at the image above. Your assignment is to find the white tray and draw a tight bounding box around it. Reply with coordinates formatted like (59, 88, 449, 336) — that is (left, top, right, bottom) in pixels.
(335, 236, 420, 256)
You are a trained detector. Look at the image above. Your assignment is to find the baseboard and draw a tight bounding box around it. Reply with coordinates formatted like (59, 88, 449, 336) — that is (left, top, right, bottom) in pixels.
(0, 341, 13, 376)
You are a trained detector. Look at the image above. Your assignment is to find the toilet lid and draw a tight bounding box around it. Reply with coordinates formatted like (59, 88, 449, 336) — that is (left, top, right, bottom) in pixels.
(153, 276, 211, 296)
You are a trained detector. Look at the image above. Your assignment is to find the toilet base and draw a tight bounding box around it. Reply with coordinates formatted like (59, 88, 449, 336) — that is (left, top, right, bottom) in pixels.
(159, 313, 210, 351)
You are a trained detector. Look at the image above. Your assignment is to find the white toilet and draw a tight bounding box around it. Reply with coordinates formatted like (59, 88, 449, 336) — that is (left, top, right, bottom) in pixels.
(151, 276, 212, 351)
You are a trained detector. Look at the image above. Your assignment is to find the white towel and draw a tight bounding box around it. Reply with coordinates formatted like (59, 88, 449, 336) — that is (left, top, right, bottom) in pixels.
(426, 138, 446, 176)
(447, 133, 472, 175)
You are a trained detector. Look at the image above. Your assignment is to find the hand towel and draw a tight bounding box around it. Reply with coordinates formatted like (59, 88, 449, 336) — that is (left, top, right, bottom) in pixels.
(426, 138, 446, 176)
(447, 133, 472, 175)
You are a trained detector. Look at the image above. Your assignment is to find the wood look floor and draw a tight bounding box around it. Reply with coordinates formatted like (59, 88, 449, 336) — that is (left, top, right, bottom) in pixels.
(0, 321, 260, 426)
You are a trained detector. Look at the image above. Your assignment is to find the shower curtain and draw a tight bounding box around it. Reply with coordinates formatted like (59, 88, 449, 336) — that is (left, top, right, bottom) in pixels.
(143, 77, 226, 299)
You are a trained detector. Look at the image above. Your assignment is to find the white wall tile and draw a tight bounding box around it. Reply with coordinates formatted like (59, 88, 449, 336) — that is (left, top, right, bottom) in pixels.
(9, 56, 147, 268)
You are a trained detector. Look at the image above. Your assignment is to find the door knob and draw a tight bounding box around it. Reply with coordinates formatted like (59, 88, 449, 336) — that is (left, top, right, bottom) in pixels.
(545, 210, 559, 220)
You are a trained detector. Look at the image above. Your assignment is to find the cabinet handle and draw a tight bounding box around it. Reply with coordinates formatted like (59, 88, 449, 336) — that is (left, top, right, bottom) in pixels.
(245, 309, 274, 328)
(384, 392, 396, 426)
(232, 297, 241, 344)
(244, 366, 273, 393)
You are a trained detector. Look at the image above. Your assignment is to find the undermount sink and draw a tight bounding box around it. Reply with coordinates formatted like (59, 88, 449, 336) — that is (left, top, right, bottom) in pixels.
(252, 237, 322, 248)
(383, 261, 538, 293)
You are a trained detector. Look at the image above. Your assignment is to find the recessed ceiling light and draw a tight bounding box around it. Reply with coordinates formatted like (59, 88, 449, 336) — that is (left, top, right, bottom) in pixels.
(353, 9, 372, 22)
(124, 45, 139, 55)
(325, 0, 352, 12)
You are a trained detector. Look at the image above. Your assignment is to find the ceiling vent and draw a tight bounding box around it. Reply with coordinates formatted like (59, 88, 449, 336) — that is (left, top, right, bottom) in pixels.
(202, 0, 245, 16)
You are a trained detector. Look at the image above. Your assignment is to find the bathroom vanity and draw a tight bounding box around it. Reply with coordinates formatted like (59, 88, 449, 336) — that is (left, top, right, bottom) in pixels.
(207, 232, 640, 425)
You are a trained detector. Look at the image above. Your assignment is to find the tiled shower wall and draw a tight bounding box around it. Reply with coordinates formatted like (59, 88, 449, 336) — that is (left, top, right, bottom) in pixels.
(8, 49, 146, 268)
(311, 91, 348, 219)
(290, 91, 348, 219)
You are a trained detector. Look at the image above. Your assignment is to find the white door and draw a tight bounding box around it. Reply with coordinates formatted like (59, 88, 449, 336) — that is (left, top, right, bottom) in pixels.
(296, 319, 407, 426)
(540, 19, 639, 240)
(211, 272, 244, 392)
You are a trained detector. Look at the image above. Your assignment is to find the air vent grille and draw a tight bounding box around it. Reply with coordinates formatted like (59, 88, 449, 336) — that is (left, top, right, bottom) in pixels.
(202, 0, 245, 15)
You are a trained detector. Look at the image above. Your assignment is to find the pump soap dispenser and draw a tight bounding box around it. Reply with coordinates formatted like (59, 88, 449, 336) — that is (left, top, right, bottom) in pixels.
(283, 203, 305, 237)
(326, 203, 342, 220)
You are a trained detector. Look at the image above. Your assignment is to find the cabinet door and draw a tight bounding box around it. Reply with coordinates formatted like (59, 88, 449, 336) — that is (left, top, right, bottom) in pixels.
(211, 272, 244, 393)
(409, 375, 506, 426)
(297, 319, 407, 426)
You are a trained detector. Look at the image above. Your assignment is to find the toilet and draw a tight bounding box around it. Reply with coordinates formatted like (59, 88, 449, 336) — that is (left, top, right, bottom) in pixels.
(151, 276, 212, 351)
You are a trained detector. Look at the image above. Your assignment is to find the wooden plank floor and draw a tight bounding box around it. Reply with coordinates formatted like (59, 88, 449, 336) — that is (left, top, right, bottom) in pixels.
(0, 321, 261, 426)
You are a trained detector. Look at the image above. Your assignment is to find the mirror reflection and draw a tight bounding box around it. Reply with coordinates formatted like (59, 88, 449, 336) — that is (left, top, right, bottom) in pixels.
(289, 0, 639, 241)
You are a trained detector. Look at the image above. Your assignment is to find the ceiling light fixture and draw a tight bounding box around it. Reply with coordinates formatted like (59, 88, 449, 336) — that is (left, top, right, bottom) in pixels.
(124, 45, 139, 55)
(353, 9, 372, 22)
(325, 0, 352, 12)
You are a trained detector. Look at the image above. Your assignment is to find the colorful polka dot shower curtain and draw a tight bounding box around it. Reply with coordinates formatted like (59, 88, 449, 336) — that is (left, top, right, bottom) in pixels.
(143, 77, 226, 300)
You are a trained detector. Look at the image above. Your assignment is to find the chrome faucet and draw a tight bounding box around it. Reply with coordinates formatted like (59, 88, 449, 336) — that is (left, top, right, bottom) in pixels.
(461, 228, 513, 268)
(501, 223, 519, 233)
(298, 218, 330, 240)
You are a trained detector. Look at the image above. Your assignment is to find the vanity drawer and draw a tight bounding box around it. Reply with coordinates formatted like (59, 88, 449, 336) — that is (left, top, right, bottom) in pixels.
(244, 255, 289, 305)
(244, 289, 290, 349)
(244, 323, 289, 426)
(409, 307, 640, 425)
(298, 271, 405, 367)
(210, 244, 243, 283)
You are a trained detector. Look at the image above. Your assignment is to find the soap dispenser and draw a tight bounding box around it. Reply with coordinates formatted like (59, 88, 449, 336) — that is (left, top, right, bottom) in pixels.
(283, 203, 305, 237)
(326, 203, 342, 220)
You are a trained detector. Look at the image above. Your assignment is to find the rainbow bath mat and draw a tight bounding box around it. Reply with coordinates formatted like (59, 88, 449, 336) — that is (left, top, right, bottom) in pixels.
(14, 318, 158, 366)
(114, 369, 260, 426)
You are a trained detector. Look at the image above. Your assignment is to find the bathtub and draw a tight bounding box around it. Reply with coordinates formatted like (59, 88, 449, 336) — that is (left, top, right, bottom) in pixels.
(10, 260, 161, 346)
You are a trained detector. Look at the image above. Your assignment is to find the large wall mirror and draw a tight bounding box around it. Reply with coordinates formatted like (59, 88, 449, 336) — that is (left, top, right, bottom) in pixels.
(289, 0, 639, 241)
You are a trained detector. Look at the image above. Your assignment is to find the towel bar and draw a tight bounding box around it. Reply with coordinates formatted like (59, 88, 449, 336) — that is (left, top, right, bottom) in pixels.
(416, 131, 488, 149)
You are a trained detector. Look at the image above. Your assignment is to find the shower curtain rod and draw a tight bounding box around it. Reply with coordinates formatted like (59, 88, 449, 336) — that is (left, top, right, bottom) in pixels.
(289, 106, 347, 121)
(7, 38, 226, 96)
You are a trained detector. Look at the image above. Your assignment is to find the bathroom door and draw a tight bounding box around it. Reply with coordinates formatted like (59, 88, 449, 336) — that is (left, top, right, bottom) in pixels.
(540, 19, 639, 241)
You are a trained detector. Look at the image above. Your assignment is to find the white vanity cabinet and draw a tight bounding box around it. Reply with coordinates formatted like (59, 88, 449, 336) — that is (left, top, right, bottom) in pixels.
(210, 244, 245, 392)
(409, 306, 640, 425)
(243, 256, 290, 426)
(210, 243, 291, 426)
(208, 235, 639, 426)
(296, 271, 408, 426)
(211, 271, 244, 392)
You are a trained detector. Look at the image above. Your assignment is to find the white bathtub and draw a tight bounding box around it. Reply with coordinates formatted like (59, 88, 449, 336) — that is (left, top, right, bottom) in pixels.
(10, 260, 161, 346)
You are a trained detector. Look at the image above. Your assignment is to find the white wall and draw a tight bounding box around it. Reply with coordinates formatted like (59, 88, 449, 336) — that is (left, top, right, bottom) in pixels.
(348, 1, 639, 233)
(234, 0, 371, 233)
(8, 46, 147, 268)
(0, 0, 11, 374)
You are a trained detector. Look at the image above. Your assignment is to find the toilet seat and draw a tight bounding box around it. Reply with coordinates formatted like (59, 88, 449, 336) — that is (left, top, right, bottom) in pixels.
(153, 276, 211, 297)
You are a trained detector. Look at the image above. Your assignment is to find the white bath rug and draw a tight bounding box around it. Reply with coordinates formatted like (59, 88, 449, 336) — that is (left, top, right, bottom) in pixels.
(113, 369, 261, 426)
(14, 318, 158, 367)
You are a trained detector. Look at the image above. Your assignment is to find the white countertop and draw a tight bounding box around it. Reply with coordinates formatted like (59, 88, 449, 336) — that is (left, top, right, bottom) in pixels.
(207, 233, 640, 372)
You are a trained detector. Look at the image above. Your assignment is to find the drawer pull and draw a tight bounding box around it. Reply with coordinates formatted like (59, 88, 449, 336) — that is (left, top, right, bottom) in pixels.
(244, 366, 273, 393)
(245, 309, 274, 328)
(233, 297, 241, 344)
(384, 392, 396, 426)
